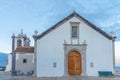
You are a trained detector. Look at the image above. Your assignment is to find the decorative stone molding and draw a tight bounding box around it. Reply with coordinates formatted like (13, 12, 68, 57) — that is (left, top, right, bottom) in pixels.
(63, 43, 87, 76)
(70, 22, 80, 26)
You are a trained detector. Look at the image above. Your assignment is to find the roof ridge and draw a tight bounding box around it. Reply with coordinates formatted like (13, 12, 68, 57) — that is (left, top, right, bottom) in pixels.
(36, 12, 113, 40)
(74, 12, 113, 39)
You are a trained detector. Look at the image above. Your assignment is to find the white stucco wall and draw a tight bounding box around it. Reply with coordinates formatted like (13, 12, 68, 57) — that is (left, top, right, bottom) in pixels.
(15, 53, 34, 75)
(36, 16, 114, 77)
(81, 24, 114, 76)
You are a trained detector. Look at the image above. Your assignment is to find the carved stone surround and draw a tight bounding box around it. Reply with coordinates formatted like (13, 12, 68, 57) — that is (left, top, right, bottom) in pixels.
(64, 43, 87, 76)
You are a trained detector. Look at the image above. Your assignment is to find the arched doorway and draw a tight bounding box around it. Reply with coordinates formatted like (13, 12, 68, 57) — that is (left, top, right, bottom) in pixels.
(68, 50, 82, 76)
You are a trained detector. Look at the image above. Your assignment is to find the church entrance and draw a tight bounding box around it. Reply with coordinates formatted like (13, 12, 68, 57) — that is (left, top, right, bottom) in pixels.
(68, 51, 82, 76)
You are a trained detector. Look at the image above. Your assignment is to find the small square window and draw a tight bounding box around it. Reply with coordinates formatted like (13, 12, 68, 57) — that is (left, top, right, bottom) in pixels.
(90, 62, 94, 68)
(53, 62, 57, 68)
(23, 59, 27, 63)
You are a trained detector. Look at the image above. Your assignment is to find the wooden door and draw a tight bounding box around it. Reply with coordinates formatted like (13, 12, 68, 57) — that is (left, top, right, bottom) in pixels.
(68, 51, 82, 76)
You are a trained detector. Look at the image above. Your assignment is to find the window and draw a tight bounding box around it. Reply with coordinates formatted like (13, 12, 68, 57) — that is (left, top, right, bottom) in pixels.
(23, 59, 27, 63)
(17, 39, 22, 46)
(53, 62, 57, 68)
(72, 26, 78, 38)
(90, 62, 94, 68)
(70, 22, 80, 39)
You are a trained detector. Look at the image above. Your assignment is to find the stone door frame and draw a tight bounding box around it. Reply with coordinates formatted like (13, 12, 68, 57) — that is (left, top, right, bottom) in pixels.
(64, 43, 87, 76)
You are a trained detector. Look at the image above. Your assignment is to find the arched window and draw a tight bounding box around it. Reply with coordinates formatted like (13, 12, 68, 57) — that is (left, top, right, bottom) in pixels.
(17, 39, 22, 46)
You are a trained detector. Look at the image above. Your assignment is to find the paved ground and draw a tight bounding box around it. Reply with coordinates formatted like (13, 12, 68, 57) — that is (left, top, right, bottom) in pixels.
(0, 71, 11, 80)
(0, 71, 120, 80)
(9, 76, 120, 80)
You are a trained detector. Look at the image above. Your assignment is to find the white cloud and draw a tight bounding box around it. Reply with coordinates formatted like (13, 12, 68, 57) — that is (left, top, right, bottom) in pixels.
(95, 14, 120, 28)
(115, 41, 120, 66)
(67, 0, 116, 14)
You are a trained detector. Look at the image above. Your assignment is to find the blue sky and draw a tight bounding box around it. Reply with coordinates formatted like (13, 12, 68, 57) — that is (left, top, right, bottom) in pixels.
(0, 0, 120, 65)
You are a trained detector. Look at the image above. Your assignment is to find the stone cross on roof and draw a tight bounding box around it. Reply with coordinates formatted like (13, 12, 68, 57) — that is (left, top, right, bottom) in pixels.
(72, 7, 76, 13)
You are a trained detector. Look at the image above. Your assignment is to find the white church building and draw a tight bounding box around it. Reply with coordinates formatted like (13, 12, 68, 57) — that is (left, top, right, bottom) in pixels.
(34, 12, 116, 77)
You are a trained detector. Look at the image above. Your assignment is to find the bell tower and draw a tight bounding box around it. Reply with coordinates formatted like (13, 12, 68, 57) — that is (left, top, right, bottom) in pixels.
(11, 29, 31, 76)
(12, 29, 30, 51)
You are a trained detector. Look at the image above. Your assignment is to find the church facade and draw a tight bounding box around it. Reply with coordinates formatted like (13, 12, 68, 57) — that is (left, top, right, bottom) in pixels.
(34, 12, 115, 77)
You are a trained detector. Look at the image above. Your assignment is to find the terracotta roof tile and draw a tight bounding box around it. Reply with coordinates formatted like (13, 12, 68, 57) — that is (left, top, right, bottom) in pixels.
(15, 46, 34, 53)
